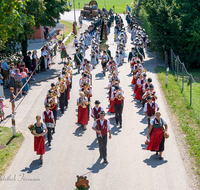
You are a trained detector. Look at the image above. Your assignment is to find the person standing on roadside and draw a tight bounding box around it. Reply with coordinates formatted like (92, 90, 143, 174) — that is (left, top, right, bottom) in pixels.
(1, 58, 9, 86)
(79, 14, 83, 29)
(14, 68, 23, 98)
(92, 111, 111, 164)
(25, 51, 32, 72)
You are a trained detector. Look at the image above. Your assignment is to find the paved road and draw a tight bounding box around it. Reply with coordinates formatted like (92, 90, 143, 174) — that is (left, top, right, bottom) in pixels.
(0, 12, 192, 190)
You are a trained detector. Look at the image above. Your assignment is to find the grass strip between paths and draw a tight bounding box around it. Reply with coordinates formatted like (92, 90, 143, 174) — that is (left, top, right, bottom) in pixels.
(156, 66, 200, 177)
(0, 127, 24, 176)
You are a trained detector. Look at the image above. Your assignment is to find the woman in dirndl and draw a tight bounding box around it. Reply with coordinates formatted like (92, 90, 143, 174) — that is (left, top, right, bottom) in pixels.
(60, 43, 67, 63)
(33, 115, 47, 164)
(77, 92, 88, 130)
(146, 112, 168, 160)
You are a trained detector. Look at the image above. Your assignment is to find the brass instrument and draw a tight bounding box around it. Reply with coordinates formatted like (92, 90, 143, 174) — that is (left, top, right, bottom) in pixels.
(116, 91, 123, 100)
(66, 67, 73, 79)
(143, 68, 147, 73)
(79, 98, 87, 108)
(59, 82, 66, 94)
(85, 69, 92, 77)
(52, 85, 60, 97)
(49, 97, 56, 110)
(83, 83, 90, 98)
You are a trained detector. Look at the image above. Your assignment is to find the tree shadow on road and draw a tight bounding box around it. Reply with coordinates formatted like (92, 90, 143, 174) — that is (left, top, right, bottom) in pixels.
(87, 158, 107, 173)
(143, 154, 168, 168)
(87, 138, 98, 150)
(21, 159, 42, 174)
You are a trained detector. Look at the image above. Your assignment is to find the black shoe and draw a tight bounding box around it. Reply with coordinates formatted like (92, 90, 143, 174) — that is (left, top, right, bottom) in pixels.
(156, 152, 158, 155)
(119, 125, 122, 128)
(61, 111, 64, 114)
(40, 159, 43, 164)
(48, 143, 51, 147)
(159, 157, 163, 160)
(115, 121, 118, 125)
(104, 159, 108, 164)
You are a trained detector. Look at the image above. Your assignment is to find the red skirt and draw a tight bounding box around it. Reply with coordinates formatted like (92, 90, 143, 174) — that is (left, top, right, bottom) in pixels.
(146, 128, 164, 152)
(131, 77, 136, 84)
(135, 88, 142, 101)
(108, 100, 115, 113)
(77, 106, 88, 125)
(34, 136, 45, 155)
(134, 83, 138, 94)
(68, 88, 70, 100)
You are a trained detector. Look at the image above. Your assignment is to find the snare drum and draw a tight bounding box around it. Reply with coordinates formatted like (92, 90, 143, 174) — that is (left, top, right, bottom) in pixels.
(45, 122, 55, 128)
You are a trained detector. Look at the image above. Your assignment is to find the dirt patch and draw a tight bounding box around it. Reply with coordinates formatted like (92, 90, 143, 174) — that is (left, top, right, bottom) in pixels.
(0, 145, 7, 150)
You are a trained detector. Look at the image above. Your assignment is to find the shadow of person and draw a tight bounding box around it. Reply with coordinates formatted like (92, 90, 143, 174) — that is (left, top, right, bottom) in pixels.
(143, 154, 168, 168)
(141, 144, 147, 150)
(45, 143, 52, 151)
(136, 107, 144, 115)
(87, 158, 107, 173)
(108, 117, 121, 135)
(139, 125, 148, 136)
(73, 125, 85, 137)
(95, 72, 104, 80)
(21, 159, 42, 173)
(140, 116, 147, 124)
(87, 138, 98, 150)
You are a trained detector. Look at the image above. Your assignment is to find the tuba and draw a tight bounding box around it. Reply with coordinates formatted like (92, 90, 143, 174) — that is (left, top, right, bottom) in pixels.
(83, 83, 90, 98)
(49, 97, 56, 110)
(116, 91, 123, 100)
(80, 98, 86, 108)
(59, 82, 66, 94)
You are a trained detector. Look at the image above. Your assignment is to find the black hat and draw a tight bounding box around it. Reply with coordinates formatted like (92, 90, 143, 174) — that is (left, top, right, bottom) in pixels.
(63, 62, 67, 65)
(143, 73, 147, 77)
(147, 95, 153, 100)
(99, 111, 105, 115)
(131, 47, 134, 50)
(83, 73, 87, 77)
(94, 100, 100, 104)
(135, 53, 138, 56)
(136, 60, 140, 64)
(45, 103, 50, 107)
(28, 51, 31, 54)
(147, 78, 152, 82)
(51, 83, 55, 87)
(48, 89, 53, 94)
(115, 86, 120, 90)
(149, 84, 154, 89)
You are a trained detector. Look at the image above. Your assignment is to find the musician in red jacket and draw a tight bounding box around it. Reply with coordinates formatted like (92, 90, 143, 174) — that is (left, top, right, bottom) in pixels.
(91, 100, 104, 120)
(42, 104, 55, 146)
(92, 111, 111, 164)
(144, 96, 159, 127)
(111, 86, 124, 128)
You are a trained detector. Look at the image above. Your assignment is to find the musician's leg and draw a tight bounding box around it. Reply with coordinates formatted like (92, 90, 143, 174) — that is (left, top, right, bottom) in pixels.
(97, 136, 103, 158)
(47, 127, 52, 145)
(102, 135, 107, 160)
(114, 104, 119, 124)
(118, 104, 123, 127)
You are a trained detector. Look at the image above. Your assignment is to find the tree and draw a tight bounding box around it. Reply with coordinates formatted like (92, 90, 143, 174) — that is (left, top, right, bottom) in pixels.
(0, 0, 33, 51)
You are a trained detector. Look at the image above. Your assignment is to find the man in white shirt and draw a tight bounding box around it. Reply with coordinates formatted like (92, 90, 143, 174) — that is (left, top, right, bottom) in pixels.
(92, 111, 111, 163)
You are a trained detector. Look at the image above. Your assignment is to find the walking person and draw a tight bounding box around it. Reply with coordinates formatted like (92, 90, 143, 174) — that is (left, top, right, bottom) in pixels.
(111, 86, 124, 128)
(43, 104, 55, 147)
(79, 14, 83, 28)
(32, 50, 39, 74)
(146, 112, 168, 160)
(92, 111, 111, 164)
(60, 43, 67, 63)
(33, 115, 47, 164)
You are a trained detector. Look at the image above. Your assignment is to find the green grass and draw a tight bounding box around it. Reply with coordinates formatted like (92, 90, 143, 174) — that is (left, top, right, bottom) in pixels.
(189, 69, 200, 83)
(73, 0, 132, 13)
(156, 66, 200, 178)
(0, 127, 24, 175)
(58, 21, 73, 41)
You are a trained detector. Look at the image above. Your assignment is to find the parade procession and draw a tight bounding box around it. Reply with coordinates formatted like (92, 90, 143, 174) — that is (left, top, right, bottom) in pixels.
(0, 1, 197, 190)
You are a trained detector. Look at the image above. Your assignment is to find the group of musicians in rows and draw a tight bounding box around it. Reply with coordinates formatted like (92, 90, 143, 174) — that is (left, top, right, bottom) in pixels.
(33, 12, 168, 165)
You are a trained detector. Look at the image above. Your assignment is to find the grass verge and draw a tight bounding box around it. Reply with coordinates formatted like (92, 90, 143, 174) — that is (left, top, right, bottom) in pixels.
(156, 66, 200, 178)
(73, 0, 132, 13)
(0, 127, 24, 176)
(58, 21, 73, 41)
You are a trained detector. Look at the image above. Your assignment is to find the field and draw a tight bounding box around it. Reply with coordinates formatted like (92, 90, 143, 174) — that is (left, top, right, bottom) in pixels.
(73, 0, 132, 13)
(156, 66, 200, 177)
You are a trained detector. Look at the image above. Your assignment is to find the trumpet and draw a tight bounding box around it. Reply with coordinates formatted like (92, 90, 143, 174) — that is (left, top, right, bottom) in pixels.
(80, 99, 87, 108)
(143, 68, 147, 73)
(116, 91, 123, 100)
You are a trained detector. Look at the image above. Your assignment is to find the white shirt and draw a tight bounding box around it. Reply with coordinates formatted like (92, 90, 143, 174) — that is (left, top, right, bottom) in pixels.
(79, 78, 91, 86)
(91, 107, 104, 117)
(92, 119, 111, 137)
(44, 96, 58, 104)
(77, 97, 88, 103)
(109, 76, 120, 82)
(143, 102, 159, 113)
(111, 91, 124, 99)
(42, 110, 54, 120)
(150, 118, 166, 126)
(143, 90, 158, 99)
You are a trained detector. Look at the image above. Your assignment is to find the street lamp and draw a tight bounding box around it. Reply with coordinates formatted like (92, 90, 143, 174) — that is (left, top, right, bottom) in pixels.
(73, 0, 77, 34)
